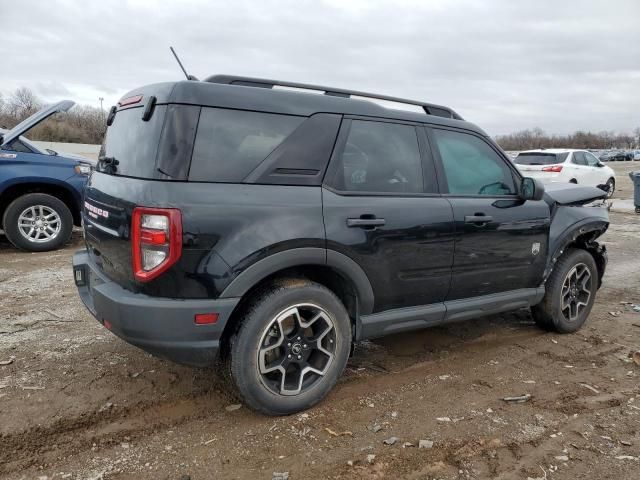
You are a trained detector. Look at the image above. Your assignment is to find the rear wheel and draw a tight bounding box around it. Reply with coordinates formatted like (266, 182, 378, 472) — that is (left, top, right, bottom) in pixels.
(532, 249, 597, 333)
(2, 193, 73, 252)
(227, 279, 351, 415)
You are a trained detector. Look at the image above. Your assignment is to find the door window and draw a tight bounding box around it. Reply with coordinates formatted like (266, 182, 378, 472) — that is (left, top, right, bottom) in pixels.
(331, 120, 424, 193)
(584, 152, 600, 166)
(432, 129, 516, 195)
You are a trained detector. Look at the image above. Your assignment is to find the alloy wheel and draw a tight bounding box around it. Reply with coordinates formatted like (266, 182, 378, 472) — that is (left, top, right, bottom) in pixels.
(17, 205, 61, 243)
(560, 263, 591, 322)
(257, 304, 336, 396)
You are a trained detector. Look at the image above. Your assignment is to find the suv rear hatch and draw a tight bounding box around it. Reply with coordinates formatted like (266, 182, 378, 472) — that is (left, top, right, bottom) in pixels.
(84, 96, 199, 290)
(515, 152, 569, 179)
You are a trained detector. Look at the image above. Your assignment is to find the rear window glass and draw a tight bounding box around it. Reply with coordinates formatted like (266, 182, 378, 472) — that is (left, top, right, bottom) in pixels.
(188, 108, 304, 182)
(515, 152, 568, 165)
(98, 106, 166, 177)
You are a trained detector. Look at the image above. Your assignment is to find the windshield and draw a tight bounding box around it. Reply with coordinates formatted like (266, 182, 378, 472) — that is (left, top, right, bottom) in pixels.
(515, 152, 568, 165)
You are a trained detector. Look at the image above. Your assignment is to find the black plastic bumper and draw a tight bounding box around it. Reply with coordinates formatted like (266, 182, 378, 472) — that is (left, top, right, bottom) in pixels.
(72, 250, 239, 367)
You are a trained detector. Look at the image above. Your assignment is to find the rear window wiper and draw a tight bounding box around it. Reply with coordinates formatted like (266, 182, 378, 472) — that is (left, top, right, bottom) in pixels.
(98, 156, 119, 173)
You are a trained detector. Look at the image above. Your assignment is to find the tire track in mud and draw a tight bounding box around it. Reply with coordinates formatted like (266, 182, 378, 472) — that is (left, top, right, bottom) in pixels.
(0, 321, 542, 476)
(0, 392, 222, 475)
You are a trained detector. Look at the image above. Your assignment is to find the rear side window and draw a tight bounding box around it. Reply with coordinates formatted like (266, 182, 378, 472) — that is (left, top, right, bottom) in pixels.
(515, 152, 568, 165)
(432, 129, 516, 196)
(330, 120, 424, 193)
(188, 108, 304, 182)
(572, 152, 587, 165)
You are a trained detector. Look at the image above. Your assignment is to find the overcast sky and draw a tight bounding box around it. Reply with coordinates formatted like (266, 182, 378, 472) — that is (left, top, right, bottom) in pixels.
(2, 0, 639, 136)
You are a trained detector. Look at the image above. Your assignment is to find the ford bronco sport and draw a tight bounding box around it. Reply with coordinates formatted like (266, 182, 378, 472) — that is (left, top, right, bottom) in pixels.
(73, 76, 609, 415)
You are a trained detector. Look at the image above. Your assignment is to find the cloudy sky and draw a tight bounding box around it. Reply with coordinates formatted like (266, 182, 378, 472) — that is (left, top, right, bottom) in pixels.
(2, 0, 639, 136)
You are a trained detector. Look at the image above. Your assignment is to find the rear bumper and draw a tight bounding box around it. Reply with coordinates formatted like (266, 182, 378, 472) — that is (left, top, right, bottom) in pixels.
(72, 250, 239, 367)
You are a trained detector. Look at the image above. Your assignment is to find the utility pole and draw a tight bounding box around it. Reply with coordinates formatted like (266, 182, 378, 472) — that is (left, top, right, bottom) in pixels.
(99, 97, 104, 112)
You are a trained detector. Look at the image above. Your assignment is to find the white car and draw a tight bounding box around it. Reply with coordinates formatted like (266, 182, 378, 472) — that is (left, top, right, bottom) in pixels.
(514, 149, 616, 198)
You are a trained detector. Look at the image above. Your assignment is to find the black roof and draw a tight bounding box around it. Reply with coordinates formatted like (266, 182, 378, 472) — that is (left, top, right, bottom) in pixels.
(120, 77, 487, 136)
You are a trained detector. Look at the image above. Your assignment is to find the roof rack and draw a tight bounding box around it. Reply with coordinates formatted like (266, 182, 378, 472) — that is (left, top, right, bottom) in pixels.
(204, 74, 463, 120)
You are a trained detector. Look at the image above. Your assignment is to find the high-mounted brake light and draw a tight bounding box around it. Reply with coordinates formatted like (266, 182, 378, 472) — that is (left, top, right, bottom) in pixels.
(118, 94, 143, 107)
(542, 165, 563, 173)
(131, 207, 182, 282)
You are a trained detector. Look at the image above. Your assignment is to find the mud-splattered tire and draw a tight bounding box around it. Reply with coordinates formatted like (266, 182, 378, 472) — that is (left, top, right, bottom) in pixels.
(226, 279, 351, 415)
(532, 249, 598, 333)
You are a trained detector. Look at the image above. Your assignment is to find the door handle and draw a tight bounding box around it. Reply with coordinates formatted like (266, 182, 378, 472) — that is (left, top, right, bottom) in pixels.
(464, 214, 493, 225)
(346, 217, 386, 228)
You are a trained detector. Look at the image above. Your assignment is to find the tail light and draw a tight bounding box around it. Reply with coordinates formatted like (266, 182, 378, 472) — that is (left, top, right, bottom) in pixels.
(542, 165, 563, 173)
(131, 207, 182, 282)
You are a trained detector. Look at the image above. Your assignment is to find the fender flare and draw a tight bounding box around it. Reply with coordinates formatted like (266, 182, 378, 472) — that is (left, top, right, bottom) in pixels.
(219, 247, 375, 315)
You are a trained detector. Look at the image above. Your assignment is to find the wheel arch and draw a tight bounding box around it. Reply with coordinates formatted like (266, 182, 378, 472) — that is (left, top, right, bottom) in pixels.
(0, 180, 81, 227)
(218, 248, 374, 353)
(544, 221, 608, 288)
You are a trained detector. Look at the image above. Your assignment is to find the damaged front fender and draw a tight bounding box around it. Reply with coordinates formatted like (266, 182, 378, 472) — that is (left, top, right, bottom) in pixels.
(543, 204, 609, 288)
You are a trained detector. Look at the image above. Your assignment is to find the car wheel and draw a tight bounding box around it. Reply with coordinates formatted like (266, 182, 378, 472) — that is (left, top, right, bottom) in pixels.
(2, 193, 73, 252)
(532, 248, 598, 333)
(605, 178, 615, 198)
(227, 279, 351, 415)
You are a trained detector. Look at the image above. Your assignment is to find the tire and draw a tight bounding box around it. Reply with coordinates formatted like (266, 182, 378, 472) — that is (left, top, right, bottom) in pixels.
(2, 193, 73, 252)
(605, 178, 615, 198)
(532, 249, 598, 333)
(227, 279, 352, 415)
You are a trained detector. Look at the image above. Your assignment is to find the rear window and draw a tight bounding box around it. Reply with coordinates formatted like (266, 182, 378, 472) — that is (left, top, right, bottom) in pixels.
(98, 106, 167, 177)
(515, 152, 568, 165)
(188, 108, 304, 182)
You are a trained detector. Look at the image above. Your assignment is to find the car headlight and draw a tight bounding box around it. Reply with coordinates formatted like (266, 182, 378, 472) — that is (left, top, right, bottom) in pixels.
(74, 164, 92, 175)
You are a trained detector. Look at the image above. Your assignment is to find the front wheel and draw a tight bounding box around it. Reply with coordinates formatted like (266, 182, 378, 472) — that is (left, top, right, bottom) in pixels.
(2, 193, 73, 252)
(532, 249, 598, 333)
(605, 178, 615, 198)
(227, 279, 351, 415)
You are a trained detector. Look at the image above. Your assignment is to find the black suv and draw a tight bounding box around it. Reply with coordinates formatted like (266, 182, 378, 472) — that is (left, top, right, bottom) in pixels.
(73, 76, 609, 415)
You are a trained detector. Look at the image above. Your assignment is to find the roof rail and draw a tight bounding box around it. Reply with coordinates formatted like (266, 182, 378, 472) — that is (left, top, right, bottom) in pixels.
(204, 74, 463, 120)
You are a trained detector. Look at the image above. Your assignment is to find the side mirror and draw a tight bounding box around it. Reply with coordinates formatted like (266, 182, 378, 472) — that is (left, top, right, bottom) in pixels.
(596, 162, 605, 167)
(520, 177, 545, 201)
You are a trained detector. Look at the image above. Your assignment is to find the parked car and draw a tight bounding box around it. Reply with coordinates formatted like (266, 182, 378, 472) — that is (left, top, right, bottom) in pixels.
(633, 150, 640, 161)
(598, 151, 613, 162)
(514, 149, 616, 198)
(610, 150, 632, 161)
(0, 101, 92, 251)
(73, 76, 609, 415)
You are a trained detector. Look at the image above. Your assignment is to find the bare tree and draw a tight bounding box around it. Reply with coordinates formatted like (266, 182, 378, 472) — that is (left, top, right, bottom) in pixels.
(0, 87, 106, 143)
(7, 87, 41, 119)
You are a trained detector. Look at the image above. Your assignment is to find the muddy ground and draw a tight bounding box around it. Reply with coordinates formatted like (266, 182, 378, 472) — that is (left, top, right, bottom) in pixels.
(1, 163, 639, 480)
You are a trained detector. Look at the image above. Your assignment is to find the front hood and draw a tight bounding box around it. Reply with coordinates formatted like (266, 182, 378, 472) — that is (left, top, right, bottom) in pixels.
(543, 182, 607, 206)
(0, 100, 75, 147)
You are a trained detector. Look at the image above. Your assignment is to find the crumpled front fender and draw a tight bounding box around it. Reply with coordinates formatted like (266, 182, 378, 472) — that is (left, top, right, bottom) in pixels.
(543, 204, 609, 287)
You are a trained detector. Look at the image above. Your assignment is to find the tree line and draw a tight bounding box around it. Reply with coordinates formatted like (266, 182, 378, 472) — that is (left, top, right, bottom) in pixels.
(0, 87, 106, 144)
(494, 127, 640, 152)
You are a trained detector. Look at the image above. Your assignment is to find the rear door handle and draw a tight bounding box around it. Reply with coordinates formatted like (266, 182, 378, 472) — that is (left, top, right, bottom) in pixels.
(347, 217, 386, 228)
(464, 215, 493, 225)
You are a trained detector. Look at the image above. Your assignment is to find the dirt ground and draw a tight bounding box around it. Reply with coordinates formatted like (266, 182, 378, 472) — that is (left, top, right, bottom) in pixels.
(1, 163, 639, 480)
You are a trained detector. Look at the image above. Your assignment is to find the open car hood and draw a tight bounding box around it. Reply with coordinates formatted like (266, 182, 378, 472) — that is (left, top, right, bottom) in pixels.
(543, 182, 607, 206)
(0, 100, 75, 147)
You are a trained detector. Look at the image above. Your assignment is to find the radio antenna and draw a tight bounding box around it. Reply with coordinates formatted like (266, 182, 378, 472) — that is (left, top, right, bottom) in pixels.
(170, 46, 198, 81)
